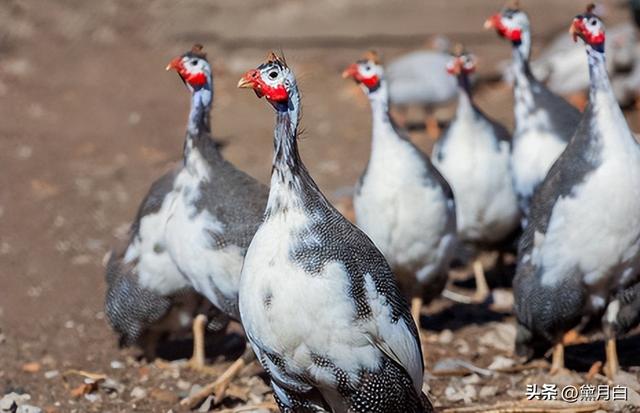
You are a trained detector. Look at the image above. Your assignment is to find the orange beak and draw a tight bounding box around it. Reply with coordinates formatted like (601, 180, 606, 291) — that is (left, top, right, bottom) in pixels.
(569, 19, 580, 42)
(165, 56, 183, 72)
(342, 63, 359, 80)
(237, 69, 257, 89)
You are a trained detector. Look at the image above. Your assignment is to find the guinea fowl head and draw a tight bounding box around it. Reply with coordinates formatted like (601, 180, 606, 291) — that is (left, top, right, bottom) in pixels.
(237, 52, 297, 112)
(166, 44, 213, 136)
(341, 51, 384, 93)
(166, 44, 212, 91)
(484, 1, 529, 45)
(570, 4, 605, 53)
(446, 46, 477, 76)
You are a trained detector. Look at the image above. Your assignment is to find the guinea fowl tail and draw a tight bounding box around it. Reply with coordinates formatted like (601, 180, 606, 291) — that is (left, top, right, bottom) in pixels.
(104, 256, 172, 350)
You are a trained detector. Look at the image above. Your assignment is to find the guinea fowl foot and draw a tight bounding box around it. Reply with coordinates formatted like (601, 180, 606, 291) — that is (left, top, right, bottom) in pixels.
(180, 345, 256, 409)
(604, 337, 619, 379)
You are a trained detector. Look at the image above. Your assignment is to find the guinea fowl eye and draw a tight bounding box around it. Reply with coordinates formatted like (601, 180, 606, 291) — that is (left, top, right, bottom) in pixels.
(190, 60, 198, 66)
(365, 65, 371, 71)
(269, 71, 278, 79)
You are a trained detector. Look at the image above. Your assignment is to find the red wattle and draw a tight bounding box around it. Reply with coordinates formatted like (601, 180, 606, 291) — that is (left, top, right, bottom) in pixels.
(507, 28, 522, 42)
(263, 84, 289, 102)
(591, 32, 605, 45)
(184, 72, 207, 87)
(360, 75, 379, 90)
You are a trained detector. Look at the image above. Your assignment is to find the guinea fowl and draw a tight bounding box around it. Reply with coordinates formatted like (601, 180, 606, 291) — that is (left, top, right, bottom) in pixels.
(432, 48, 519, 303)
(162, 46, 269, 324)
(485, 2, 582, 218)
(104, 46, 231, 364)
(386, 36, 458, 138)
(343, 51, 456, 326)
(513, 7, 640, 379)
(161, 45, 270, 405)
(108, 44, 269, 407)
(237, 53, 432, 413)
(525, 22, 637, 105)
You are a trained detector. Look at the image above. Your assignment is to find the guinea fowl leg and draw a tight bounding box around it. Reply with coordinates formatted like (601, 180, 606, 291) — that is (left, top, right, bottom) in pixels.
(549, 342, 565, 375)
(425, 112, 440, 140)
(180, 344, 256, 408)
(442, 260, 490, 305)
(605, 337, 619, 379)
(472, 259, 490, 303)
(550, 329, 589, 376)
(188, 314, 207, 370)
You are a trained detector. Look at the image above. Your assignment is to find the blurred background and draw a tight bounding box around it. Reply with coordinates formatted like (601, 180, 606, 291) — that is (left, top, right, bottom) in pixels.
(0, 0, 638, 411)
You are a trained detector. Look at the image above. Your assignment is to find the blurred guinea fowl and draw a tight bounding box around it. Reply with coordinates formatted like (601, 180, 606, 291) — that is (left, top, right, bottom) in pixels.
(108, 44, 269, 406)
(527, 21, 639, 107)
(502, 0, 640, 108)
(432, 48, 519, 303)
(343, 51, 456, 327)
(514, 7, 640, 379)
(485, 2, 582, 218)
(237, 53, 432, 413)
(386, 36, 458, 138)
(161, 45, 270, 405)
(104, 45, 231, 363)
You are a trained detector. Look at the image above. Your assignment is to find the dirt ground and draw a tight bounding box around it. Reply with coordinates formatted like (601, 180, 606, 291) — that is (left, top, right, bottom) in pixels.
(1, 0, 640, 412)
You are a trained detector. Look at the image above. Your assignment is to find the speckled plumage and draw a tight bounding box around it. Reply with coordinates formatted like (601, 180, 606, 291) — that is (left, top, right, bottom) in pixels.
(239, 57, 431, 413)
(164, 130, 268, 318)
(514, 20, 640, 358)
(104, 169, 228, 357)
(105, 49, 267, 356)
(492, 8, 582, 216)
